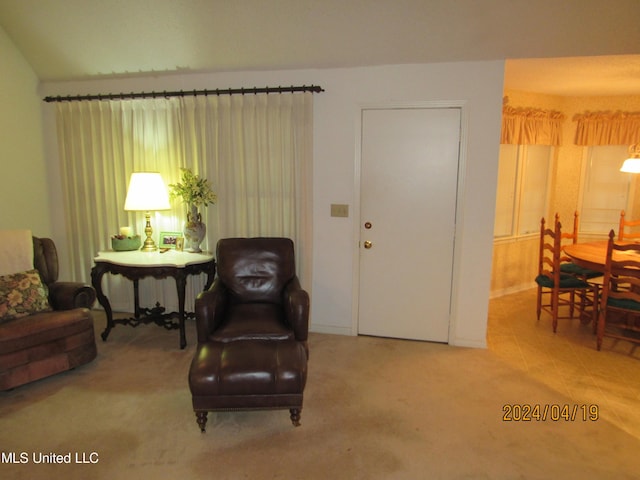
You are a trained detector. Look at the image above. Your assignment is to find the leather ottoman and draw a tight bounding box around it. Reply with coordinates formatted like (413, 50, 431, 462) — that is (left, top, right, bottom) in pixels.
(188, 339, 308, 432)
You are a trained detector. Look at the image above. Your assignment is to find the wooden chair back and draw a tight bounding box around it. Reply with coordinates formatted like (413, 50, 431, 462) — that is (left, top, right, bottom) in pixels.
(557, 211, 579, 243)
(597, 229, 640, 349)
(556, 211, 579, 265)
(618, 210, 640, 242)
(538, 217, 561, 285)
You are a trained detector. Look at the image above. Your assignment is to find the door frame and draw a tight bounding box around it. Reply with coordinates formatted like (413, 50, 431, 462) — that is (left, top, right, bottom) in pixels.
(351, 100, 469, 341)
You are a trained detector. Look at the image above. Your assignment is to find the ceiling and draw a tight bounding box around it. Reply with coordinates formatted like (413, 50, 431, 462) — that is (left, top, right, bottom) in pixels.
(1, 0, 640, 96)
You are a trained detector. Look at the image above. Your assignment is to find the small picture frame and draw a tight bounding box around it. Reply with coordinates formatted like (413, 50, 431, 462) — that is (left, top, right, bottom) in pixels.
(175, 237, 184, 251)
(159, 232, 182, 249)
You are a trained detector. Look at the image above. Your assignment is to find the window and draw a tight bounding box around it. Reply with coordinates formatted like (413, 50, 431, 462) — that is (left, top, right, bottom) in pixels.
(494, 144, 553, 238)
(578, 145, 634, 234)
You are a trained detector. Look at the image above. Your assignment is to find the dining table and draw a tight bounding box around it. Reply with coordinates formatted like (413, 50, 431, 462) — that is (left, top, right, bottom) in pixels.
(564, 239, 640, 353)
(564, 240, 640, 273)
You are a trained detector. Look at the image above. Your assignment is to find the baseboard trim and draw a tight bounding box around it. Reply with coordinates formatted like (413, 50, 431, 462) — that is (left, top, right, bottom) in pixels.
(490, 283, 535, 299)
(309, 324, 355, 336)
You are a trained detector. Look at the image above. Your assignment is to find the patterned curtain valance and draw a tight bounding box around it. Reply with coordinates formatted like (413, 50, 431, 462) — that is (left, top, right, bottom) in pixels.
(501, 98, 565, 146)
(573, 110, 640, 146)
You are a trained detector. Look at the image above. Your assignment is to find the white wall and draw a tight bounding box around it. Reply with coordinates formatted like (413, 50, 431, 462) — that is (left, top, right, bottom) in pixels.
(0, 26, 51, 236)
(40, 60, 505, 347)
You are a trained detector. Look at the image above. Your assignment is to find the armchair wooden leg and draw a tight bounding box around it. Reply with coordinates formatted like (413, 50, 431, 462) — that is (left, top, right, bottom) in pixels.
(196, 411, 208, 433)
(289, 408, 301, 427)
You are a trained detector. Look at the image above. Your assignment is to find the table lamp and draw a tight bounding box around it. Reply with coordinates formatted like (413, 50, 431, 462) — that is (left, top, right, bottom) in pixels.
(620, 144, 640, 173)
(124, 172, 171, 251)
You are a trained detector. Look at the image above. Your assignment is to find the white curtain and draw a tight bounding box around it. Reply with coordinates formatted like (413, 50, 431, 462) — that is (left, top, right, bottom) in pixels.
(54, 92, 313, 313)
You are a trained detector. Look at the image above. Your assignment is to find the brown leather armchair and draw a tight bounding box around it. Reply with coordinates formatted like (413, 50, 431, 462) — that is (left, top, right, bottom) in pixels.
(188, 237, 309, 432)
(0, 237, 97, 390)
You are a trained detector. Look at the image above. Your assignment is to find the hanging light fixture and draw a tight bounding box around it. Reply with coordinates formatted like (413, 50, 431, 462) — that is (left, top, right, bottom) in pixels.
(620, 144, 640, 173)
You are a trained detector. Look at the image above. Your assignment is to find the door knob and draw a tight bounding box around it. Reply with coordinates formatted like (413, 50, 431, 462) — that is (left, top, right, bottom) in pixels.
(364, 240, 372, 249)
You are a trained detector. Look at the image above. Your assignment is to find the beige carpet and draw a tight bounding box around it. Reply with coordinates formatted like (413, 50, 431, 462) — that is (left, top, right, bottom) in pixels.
(2, 290, 640, 479)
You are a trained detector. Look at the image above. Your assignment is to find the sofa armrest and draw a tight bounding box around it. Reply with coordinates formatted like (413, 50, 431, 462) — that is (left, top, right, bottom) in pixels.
(48, 282, 96, 310)
(195, 279, 228, 343)
(284, 277, 309, 342)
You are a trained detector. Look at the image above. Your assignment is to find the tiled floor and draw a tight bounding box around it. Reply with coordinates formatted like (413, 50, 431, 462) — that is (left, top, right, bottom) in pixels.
(488, 288, 640, 439)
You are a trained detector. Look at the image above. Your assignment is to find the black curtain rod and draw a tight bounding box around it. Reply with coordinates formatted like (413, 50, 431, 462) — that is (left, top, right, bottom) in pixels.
(43, 84, 324, 103)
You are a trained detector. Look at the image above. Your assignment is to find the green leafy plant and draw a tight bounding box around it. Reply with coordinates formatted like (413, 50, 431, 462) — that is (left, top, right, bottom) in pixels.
(169, 168, 217, 207)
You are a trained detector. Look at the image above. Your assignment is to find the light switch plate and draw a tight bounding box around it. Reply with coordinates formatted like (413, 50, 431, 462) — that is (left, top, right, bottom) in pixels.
(331, 204, 349, 218)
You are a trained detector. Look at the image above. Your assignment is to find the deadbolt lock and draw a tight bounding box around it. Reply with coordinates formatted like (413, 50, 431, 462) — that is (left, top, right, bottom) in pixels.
(364, 240, 372, 249)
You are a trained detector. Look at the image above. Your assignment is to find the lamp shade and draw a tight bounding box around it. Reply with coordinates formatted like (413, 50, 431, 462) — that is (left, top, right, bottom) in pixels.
(620, 144, 640, 173)
(124, 172, 171, 211)
(620, 158, 640, 173)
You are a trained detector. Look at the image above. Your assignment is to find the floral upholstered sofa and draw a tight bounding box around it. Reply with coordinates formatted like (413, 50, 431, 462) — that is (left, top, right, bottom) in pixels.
(0, 230, 97, 390)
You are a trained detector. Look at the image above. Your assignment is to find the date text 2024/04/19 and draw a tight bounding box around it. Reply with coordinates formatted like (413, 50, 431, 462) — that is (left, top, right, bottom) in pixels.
(502, 404, 599, 422)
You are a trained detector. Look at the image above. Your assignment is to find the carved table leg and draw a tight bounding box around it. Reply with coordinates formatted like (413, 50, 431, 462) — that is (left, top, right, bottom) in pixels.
(196, 411, 208, 433)
(91, 264, 114, 341)
(289, 408, 301, 426)
(132, 279, 141, 319)
(204, 261, 216, 291)
(175, 272, 187, 349)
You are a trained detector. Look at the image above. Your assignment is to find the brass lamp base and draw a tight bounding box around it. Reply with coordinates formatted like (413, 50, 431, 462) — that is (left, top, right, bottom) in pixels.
(140, 212, 158, 251)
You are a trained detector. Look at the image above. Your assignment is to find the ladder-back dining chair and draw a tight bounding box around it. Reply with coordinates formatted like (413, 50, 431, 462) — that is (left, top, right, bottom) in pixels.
(535, 217, 598, 333)
(557, 211, 603, 281)
(596, 229, 640, 350)
(618, 210, 640, 242)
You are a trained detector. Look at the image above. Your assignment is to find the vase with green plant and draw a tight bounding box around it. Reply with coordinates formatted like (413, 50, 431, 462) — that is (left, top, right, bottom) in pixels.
(169, 168, 217, 252)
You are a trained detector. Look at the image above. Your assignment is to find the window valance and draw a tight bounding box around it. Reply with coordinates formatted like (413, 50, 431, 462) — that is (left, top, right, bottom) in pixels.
(573, 110, 640, 146)
(501, 99, 565, 146)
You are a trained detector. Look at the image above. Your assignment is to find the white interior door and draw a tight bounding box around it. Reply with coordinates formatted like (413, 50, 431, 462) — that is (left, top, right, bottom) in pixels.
(358, 107, 461, 342)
